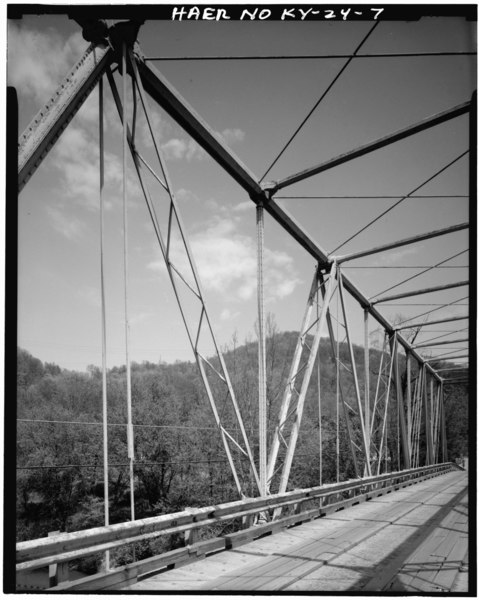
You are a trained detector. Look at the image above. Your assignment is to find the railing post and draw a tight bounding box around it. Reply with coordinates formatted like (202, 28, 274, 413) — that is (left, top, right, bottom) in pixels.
(241, 513, 255, 529)
(48, 531, 69, 587)
(184, 527, 199, 546)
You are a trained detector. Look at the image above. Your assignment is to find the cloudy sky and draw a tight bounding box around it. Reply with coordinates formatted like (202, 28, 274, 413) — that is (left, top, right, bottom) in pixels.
(10, 11, 474, 370)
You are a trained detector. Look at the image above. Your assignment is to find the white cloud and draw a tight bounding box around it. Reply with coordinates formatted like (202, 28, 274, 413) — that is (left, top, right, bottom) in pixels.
(138, 105, 172, 147)
(175, 188, 200, 203)
(78, 286, 101, 308)
(220, 308, 240, 321)
(378, 245, 420, 264)
(50, 124, 125, 210)
(46, 205, 85, 241)
(147, 217, 301, 302)
(9, 24, 141, 212)
(233, 200, 255, 213)
(48, 121, 144, 212)
(8, 22, 88, 105)
(161, 138, 205, 162)
(219, 128, 245, 145)
(130, 311, 154, 325)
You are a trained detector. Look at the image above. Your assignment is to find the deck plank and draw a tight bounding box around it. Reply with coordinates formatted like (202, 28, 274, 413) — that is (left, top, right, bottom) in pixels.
(125, 470, 468, 592)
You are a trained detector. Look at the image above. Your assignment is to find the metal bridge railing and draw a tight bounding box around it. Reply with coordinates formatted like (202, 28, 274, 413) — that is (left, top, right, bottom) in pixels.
(16, 462, 458, 591)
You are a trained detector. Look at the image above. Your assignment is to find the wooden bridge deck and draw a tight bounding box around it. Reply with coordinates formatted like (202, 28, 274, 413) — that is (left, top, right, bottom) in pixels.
(125, 469, 468, 593)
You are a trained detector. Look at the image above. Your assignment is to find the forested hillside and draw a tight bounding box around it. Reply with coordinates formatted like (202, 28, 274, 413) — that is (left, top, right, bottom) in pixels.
(16, 330, 469, 571)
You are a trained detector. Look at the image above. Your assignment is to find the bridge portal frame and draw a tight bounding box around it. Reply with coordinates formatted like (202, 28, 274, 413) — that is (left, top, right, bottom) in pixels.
(16, 19, 471, 503)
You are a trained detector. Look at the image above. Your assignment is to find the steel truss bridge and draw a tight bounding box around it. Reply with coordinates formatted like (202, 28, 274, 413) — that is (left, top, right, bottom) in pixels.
(12, 12, 474, 593)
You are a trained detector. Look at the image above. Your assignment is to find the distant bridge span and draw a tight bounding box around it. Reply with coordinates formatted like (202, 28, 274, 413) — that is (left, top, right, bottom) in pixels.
(17, 463, 468, 592)
(12, 11, 473, 595)
(126, 468, 468, 593)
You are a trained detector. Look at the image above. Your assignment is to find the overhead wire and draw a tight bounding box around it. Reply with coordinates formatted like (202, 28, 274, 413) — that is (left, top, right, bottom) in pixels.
(382, 302, 468, 306)
(369, 249, 468, 299)
(413, 327, 468, 346)
(16, 419, 233, 430)
(427, 347, 468, 359)
(344, 266, 467, 269)
(259, 21, 380, 182)
(144, 51, 475, 61)
(395, 296, 469, 326)
(316, 268, 323, 486)
(275, 195, 468, 199)
(122, 43, 136, 525)
(98, 75, 110, 570)
(329, 150, 469, 254)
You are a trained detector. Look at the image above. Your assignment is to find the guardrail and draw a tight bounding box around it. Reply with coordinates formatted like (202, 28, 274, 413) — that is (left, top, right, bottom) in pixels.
(16, 462, 457, 591)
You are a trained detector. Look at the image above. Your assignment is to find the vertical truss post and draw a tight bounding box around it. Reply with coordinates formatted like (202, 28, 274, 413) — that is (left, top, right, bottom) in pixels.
(122, 42, 136, 525)
(411, 365, 423, 468)
(108, 57, 260, 497)
(267, 263, 337, 494)
(375, 332, 395, 474)
(321, 279, 360, 478)
(337, 270, 371, 476)
(98, 75, 110, 571)
(440, 382, 448, 462)
(406, 352, 412, 459)
(389, 334, 411, 469)
(316, 281, 323, 486)
(257, 203, 267, 497)
(364, 310, 371, 451)
(432, 382, 438, 463)
(266, 270, 319, 489)
(423, 367, 433, 465)
(433, 381, 442, 463)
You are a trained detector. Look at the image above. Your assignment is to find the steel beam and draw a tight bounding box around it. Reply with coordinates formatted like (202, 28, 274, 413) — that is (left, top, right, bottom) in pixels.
(426, 354, 469, 362)
(372, 281, 468, 304)
(395, 315, 468, 330)
(338, 270, 371, 476)
(423, 369, 433, 465)
(389, 335, 411, 469)
(322, 286, 360, 478)
(108, 64, 260, 497)
(406, 352, 412, 460)
(271, 101, 471, 193)
(134, 53, 263, 198)
(133, 46, 448, 384)
(20, 34, 446, 389)
(364, 310, 370, 450)
(18, 43, 113, 190)
(413, 337, 468, 349)
(278, 268, 337, 494)
(440, 383, 447, 462)
(257, 204, 267, 497)
(334, 222, 468, 264)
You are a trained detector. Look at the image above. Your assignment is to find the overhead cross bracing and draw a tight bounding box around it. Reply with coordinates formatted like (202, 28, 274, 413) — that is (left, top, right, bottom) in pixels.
(11, 8, 474, 593)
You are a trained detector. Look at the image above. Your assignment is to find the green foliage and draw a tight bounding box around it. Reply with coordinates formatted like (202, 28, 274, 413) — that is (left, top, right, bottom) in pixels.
(16, 329, 468, 573)
(443, 380, 469, 460)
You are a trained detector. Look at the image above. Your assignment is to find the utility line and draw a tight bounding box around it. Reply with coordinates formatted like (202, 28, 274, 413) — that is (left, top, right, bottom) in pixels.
(414, 327, 468, 346)
(275, 194, 468, 199)
(382, 302, 468, 306)
(259, 21, 380, 182)
(98, 75, 110, 571)
(345, 265, 467, 269)
(329, 150, 469, 254)
(370, 249, 468, 299)
(144, 51, 475, 61)
(396, 296, 469, 325)
(16, 419, 234, 430)
(17, 452, 326, 471)
(428, 347, 468, 358)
